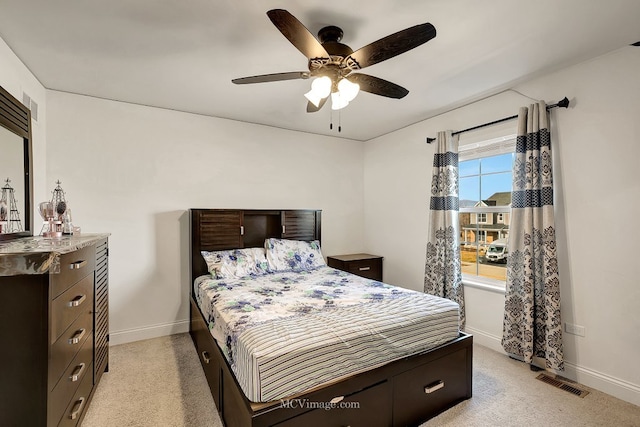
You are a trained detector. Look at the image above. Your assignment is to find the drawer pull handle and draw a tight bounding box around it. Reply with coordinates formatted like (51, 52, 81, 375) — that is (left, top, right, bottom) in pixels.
(329, 395, 344, 404)
(68, 294, 87, 307)
(69, 397, 85, 420)
(359, 267, 371, 271)
(424, 380, 445, 394)
(69, 260, 87, 270)
(69, 363, 86, 382)
(240, 225, 244, 236)
(202, 351, 211, 364)
(68, 328, 86, 345)
(282, 225, 286, 234)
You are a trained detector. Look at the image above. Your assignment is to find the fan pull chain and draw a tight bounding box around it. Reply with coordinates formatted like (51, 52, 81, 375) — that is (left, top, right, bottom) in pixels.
(328, 109, 342, 132)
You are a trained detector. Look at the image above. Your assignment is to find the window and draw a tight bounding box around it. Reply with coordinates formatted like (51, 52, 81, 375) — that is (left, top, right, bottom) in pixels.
(459, 151, 513, 282)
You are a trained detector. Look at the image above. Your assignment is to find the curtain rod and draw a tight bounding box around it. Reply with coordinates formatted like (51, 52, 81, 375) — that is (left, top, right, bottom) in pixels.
(425, 97, 570, 144)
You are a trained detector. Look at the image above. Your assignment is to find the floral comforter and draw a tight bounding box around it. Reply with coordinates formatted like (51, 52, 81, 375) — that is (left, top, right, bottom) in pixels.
(194, 266, 459, 402)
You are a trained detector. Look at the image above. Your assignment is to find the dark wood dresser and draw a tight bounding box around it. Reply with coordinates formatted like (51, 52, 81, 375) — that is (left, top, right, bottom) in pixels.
(0, 234, 109, 427)
(327, 253, 383, 281)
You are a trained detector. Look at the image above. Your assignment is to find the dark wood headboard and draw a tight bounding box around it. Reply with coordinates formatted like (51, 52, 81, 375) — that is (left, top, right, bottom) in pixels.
(189, 209, 321, 284)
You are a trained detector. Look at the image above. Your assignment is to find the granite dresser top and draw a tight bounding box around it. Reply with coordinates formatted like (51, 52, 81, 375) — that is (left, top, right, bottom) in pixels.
(0, 233, 110, 276)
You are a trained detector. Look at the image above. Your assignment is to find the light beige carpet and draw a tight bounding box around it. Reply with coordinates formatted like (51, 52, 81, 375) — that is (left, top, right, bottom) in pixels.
(83, 333, 640, 427)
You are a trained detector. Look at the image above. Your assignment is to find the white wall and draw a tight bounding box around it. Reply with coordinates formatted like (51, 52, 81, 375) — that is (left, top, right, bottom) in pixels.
(363, 46, 640, 405)
(0, 36, 47, 221)
(4, 28, 639, 406)
(46, 91, 366, 344)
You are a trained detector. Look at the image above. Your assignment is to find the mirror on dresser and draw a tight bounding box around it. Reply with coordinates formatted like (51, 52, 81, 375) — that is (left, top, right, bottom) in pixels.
(0, 84, 33, 240)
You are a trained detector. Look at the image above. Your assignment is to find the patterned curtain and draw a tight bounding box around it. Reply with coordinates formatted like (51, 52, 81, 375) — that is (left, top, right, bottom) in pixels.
(502, 102, 564, 370)
(424, 130, 465, 329)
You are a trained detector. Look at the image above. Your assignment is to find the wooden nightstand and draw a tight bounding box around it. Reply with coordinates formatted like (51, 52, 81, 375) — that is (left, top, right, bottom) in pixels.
(327, 253, 383, 281)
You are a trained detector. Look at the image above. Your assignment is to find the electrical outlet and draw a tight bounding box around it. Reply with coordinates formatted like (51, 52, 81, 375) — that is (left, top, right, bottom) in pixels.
(565, 322, 586, 337)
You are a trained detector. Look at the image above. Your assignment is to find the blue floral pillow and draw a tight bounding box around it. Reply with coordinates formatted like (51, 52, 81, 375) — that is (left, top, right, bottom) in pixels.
(201, 247, 270, 279)
(265, 238, 326, 272)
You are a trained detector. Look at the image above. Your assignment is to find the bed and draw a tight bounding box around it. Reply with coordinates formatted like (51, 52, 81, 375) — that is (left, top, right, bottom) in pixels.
(189, 209, 472, 426)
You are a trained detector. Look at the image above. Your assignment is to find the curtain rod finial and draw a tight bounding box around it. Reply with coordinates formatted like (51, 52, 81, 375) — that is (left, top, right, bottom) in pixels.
(558, 97, 570, 108)
(426, 137, 436, 144)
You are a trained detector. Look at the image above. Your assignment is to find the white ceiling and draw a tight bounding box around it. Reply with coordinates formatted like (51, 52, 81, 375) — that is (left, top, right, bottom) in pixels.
(1, 0, 639, 141)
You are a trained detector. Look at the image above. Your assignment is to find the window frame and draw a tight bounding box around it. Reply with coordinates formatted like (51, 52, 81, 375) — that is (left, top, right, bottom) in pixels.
(459, 149, 514, 289)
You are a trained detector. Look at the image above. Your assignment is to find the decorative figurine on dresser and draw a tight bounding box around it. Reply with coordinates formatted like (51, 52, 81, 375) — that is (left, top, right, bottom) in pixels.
(0, 83, 110, 426)
(39, 181, 75, 238)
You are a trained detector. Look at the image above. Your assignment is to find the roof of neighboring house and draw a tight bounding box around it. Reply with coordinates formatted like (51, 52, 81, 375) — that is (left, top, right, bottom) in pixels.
(485, 191, 512, 206)
(460, 199, 477, 208)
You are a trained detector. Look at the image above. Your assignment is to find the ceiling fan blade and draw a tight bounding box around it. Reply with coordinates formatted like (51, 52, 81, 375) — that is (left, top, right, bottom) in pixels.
(232, 71, 310, 84)
(346, 23, 436, 70)
(346, 74, 409, 99)
(267, 9, 330, 59)
(306, 97, 328, 113)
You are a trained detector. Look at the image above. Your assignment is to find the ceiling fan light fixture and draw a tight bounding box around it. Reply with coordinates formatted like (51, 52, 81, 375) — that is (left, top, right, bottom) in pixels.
(337, 78, 360, 102)
(304, 76, 332, 107)
(330, 91, 350, 110)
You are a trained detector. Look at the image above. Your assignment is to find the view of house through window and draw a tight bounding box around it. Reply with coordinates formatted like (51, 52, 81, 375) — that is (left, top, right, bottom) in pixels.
(459, 152, 513, 282)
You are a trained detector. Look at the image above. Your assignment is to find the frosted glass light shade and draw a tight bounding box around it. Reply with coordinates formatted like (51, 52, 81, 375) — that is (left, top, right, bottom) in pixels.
(304, 76, 332, 107)
(331, 91, 350, 110)
(337, 78, 360, 102)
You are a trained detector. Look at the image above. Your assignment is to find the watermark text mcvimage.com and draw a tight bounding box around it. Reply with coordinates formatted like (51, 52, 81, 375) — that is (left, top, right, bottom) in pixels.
(280, 397, 360, 411)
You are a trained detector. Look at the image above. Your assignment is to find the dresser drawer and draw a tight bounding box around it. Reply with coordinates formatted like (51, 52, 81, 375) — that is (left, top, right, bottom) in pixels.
(50, 310, 93, 389)
(52, 245, 96, 298)
(51, 274, 94, 344)
(49, 333, 93, 426)
(58, 362, 94, 427)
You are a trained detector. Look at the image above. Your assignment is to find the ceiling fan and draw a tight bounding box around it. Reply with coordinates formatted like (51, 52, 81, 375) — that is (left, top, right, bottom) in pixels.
(232, 9, 436, 112)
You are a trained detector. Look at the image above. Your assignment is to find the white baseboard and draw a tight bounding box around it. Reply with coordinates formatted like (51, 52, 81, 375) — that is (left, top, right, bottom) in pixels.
(464, 326, 506, 354)
(463, 326, 640, 406)
(109, 319, 190, 346)
(561, 361, 640, 406)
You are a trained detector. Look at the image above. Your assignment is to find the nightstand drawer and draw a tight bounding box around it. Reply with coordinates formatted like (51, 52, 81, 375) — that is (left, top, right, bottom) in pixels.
(327, 254, 383, 281)
(52, 245, 96, 299)
(346, 259, 382, 280)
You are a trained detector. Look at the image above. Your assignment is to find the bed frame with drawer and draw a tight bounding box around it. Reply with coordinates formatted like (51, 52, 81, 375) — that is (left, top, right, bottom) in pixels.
(189, 208, 472, 427)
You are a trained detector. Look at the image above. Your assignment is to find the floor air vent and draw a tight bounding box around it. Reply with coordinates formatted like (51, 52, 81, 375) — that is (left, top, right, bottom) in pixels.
(536, 373, 590, 398)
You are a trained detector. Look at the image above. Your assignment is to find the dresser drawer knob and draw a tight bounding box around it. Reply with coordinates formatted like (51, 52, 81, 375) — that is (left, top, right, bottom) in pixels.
(69, 363, 86, 382)
(202, 351, 211, 364)
(358, 267, 371, 271)
(68, 294, 87, 307)
(68, 328, 86, 345)
(69, 260, 87, 270)
(424, 380, 445, 394)
(69, 397, 86, 420)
